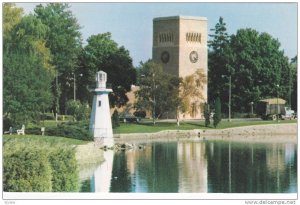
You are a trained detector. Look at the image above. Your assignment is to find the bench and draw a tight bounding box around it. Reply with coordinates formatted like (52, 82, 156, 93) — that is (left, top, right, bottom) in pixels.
(17, 125, 25, 135)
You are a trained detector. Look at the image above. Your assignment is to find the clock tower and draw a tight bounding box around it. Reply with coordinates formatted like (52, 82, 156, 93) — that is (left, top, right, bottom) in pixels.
(152, 16, 208, 119)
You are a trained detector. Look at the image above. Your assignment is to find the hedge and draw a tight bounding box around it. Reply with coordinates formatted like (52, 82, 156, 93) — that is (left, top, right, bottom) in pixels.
(3, 147, 52, 192)
(3, 141, 79, 192)
(49, 148, 79, 192)
(26, 121, 93, 141)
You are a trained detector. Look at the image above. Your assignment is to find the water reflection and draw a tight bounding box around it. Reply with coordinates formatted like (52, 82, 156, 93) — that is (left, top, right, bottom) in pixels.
(80, 140, 297, 193)
(91, 150, 114, 192)
(177, 142, 207, 192)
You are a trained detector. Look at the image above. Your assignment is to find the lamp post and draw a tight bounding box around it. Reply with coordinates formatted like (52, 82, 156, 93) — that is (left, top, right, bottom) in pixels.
(73, 73, 83, 101)
(276, 84, 279, 123)
(222, 74, 232, 122)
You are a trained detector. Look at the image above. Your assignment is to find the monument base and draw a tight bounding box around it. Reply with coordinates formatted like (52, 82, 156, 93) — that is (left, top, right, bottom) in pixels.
(94, 137, 114, 148)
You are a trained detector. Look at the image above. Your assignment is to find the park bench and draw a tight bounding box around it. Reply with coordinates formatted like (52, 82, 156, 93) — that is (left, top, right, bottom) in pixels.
(17, 125, 25, 135)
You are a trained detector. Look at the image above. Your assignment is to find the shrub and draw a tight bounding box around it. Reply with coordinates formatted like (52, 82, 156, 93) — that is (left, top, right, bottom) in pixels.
(40, 113, 55, 120)
(49, 147, 79, 192)
(134, 110, 146, 118)
(3, 145, 52, 192)
(46, 122, 93, 141)
(26, 126, 42, 135)
(3, 117, 13, 133)
(3, 139, 80, 192)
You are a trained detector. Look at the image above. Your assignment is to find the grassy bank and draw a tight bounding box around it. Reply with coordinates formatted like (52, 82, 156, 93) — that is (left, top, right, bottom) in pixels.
(3, 134, 87, 192)
(113, 119, 297, 134)
(3, 134, 88, 146)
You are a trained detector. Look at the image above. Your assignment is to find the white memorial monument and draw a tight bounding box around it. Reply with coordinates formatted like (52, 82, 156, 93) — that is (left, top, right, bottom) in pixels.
(89, 71, 114, 147)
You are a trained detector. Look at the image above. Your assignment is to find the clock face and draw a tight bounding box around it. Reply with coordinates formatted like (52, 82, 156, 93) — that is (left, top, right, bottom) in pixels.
(189, 51, 198, 63)
(161, 51, 170, 64)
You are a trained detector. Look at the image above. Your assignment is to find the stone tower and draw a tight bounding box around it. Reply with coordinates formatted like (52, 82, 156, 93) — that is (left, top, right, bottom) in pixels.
(89, 71, 114, 147)
(152, 16, 208, 119)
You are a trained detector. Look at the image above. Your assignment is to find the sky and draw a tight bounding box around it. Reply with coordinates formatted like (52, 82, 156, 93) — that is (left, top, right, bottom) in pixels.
(16, 2, 298, 66)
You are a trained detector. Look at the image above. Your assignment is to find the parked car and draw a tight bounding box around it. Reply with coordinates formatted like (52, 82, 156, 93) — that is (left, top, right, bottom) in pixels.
(119, 113, 141, 123)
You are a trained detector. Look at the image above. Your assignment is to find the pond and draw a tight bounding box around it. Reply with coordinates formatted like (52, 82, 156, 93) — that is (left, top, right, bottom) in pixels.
(80, 140, 297, 193)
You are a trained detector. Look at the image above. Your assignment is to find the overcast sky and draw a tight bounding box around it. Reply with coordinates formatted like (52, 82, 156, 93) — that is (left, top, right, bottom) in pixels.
(16, 2, 298, 66)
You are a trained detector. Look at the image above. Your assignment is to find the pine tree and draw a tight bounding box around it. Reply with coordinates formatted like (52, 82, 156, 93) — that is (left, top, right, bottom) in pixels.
(213, 97, 222, 128)
(204, 103, 211, 127)
(111, 109, 120, 128)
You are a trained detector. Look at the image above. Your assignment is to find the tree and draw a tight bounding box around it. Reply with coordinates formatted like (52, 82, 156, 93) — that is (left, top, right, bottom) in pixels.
(213, 97, 222, 128)
(111, 109, 120, 129)
(208, 17, 230, 105)
(77, 33, 136, 107)
(179, 69, 207, 118)
(34, 3, 82, 114)
(204, 103, 211, 127)
(228, 29, 290, 112)
(135, 60, 180, 125)
(3, 8, 54, 126)
(65, 100, 90, 121)
(3, 3, 23, 40)
(290, 56, 297, 111)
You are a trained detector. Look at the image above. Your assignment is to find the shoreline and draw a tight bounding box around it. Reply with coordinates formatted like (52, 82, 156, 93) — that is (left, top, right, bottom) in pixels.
(113, 123, 297, 144)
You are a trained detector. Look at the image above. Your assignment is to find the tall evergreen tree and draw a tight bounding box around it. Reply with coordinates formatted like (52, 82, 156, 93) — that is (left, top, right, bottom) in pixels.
(213, 97, 222, 128)
(208, 17, 231, 111)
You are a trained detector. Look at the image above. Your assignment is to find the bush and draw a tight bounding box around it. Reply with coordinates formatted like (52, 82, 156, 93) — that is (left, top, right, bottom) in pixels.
(46, 122, 93, 141)
(3, 140, 80, 192)
(3, 117, 13, 133)
(49, 147, 79, 192)
(134, 110, 146, 118)
(25, 121, 92, 141)
(3, 145, 52, 192)
(40, 113, 55, 120)
(26, 126, 42, 135)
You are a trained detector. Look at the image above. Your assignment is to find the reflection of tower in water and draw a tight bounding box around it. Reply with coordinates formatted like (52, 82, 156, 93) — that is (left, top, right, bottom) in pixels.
(91, 150, 114, 192)
(177, 141, 207, 192)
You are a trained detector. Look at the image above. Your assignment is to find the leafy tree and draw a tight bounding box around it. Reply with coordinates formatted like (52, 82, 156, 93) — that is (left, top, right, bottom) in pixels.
(66, 100, 90, 121)
(34, 3, 82, 114)
(213, 97, 222, 128)
(3, 7, 54, 126)
(77, 33, 136, 108)
(3, 3, 23, 40)
(135, 60, 180, 125)
(179, 69, 207, 119)
(228, 29, 290, 112)
(290, 56, 297, 111)
(208, 17, 230, 105)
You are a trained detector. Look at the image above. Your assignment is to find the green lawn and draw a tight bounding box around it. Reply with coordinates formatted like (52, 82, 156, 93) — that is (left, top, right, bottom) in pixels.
(3, 134, 88, 146)
(113, 119, 297, 134)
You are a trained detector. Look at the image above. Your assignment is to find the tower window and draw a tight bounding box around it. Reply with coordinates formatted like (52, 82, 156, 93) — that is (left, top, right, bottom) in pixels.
(186, 32, 201, 43)
(159, 32, 174, 43)
(98, 100, 101, 107)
